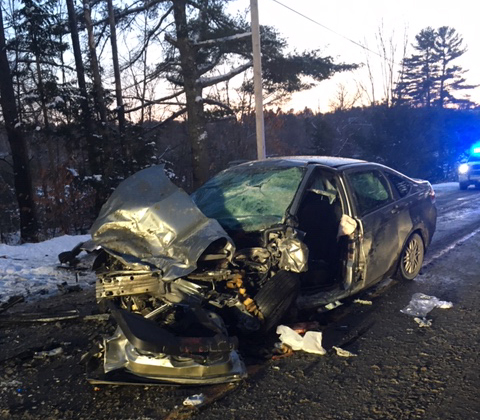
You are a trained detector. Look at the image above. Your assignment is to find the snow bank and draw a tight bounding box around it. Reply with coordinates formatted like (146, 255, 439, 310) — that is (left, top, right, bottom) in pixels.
(0, 235, 92, 304)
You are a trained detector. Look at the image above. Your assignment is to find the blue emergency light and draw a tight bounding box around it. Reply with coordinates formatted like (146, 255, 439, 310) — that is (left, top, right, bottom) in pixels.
(471, 142, 480, 156)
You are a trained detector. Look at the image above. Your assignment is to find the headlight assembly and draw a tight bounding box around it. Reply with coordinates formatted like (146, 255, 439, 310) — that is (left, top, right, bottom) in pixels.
(458, 163, 470, 174)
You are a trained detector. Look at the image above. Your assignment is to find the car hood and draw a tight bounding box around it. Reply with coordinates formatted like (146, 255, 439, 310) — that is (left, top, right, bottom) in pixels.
(90, 165, 234, 280)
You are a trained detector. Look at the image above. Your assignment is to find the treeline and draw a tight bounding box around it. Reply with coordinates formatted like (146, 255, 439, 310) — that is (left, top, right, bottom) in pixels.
(1, 105, 479, 243)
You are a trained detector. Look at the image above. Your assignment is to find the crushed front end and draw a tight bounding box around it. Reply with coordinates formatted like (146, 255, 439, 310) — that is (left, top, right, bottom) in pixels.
(88, 165, 307, 385)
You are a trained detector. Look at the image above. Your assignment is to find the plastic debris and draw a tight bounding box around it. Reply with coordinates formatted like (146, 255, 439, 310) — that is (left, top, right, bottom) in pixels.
(414, 317, 432, 328)
(337, 214, 357, 237)
(354, 299, 373, 305)
(276, 325, 326, 355)
(183, 393, 205, 407)
(332, 346, 357, 357)
(34, 347, 63, 359)
(401, 293, 453, 317)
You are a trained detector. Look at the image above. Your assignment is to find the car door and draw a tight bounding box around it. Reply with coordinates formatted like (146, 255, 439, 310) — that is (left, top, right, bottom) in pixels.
(345, 167, 406, 286)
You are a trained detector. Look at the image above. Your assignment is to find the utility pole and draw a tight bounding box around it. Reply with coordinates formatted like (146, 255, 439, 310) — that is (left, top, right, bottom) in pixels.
(250, 0, 266, 159)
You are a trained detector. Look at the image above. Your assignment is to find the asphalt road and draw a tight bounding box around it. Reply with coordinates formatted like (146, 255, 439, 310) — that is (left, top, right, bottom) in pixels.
(1, 182, 479, 420)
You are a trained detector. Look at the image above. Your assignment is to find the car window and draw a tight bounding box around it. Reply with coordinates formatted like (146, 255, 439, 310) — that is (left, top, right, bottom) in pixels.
(348, 170, 393, 215)
(192, 165, 305, 232)
(384, 171, 412, 198)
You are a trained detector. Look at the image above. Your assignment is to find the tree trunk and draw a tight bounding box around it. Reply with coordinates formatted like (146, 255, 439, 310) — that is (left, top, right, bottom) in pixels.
(107, 0, 126, 133)
(83, 0, 108, 126)
(172, 0, 210, 189)
(66, 0, 100, 175)
(83, 0, 114, 197)
(0, 7, 39, 242)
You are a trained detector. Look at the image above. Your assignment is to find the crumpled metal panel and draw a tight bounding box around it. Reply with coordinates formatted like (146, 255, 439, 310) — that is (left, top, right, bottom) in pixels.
(277, 229, 309, 273)
(90, 165, 234, 280)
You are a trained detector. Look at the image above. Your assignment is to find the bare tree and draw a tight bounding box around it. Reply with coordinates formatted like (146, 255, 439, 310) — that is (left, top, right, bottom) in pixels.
(328, 83, 361, 111)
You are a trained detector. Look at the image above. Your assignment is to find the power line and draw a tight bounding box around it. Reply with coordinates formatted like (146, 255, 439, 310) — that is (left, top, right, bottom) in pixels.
(270, 0, 397, 65)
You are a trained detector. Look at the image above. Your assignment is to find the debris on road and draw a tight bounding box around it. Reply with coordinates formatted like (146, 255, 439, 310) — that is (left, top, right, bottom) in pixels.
(276, 325, 326, 355)
(34, 347, 64, 359)
(0, 309, 80, 325)
(0, 295, 24, 313)
(401, 293, 453, 317)
(324, 300, 343, 311)
(57, 282, 83, 294)
(354, 299, 373, 305)
(414, 317, 433, 328)
(332, 346, 357, 357)
(183, 393, 206, 407)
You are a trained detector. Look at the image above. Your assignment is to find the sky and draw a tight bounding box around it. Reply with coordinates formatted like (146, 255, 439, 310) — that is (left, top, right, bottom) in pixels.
(233, 0, 480, 112)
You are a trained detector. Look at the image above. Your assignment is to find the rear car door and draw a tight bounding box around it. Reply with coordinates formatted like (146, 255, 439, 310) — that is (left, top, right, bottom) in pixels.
(345, 167, 408, 286)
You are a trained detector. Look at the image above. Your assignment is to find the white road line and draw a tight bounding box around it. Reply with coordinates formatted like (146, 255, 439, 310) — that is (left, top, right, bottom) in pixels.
(424, 226, 480, 266)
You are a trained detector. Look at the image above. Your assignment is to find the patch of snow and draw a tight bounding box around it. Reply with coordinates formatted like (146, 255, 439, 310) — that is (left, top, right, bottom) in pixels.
(0, 235, 92, 304)
(67, 167, 79, 177)
(35, 126, 41, 131)
(198, 131, 208, 141)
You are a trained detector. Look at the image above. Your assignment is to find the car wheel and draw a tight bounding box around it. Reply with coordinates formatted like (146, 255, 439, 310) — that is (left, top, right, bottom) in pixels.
(459, 181, 468, 190)
(395, 233, 424, 281)
(254, 270, 300, 332)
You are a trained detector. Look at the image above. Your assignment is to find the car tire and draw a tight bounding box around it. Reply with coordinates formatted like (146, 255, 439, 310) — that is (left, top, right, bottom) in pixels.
(459, 181, 468, 190)
(395, 233, 424, 281)
(254, 270, 300, 333)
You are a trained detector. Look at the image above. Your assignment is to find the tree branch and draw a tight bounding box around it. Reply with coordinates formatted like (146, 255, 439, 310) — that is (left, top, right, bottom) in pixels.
(199, 61, 252, 88)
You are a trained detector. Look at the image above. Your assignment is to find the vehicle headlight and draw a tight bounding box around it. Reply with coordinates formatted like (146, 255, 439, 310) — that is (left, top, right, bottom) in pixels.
(458, 163, 470, 174)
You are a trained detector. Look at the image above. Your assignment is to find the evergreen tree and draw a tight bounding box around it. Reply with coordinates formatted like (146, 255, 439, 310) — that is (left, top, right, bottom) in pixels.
(435, 26, 477, 108)
(8, 0, 69, 127)
(395, 27, 438, 107)
(115, 0, 356, 188)
(395, 26, 476, 108)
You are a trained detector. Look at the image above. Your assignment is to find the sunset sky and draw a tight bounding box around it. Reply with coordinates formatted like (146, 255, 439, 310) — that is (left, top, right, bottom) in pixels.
(234, 0, 480, 111)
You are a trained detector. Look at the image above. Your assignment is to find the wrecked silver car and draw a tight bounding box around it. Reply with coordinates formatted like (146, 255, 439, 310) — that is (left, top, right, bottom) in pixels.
(85, 157, 437, 384)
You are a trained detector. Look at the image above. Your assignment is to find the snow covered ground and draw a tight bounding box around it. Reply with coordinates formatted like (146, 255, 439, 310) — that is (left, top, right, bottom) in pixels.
(0, 235, 92, 304)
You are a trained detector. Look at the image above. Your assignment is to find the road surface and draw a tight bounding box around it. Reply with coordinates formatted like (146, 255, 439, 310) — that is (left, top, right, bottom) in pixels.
(0, 183, 479, 420)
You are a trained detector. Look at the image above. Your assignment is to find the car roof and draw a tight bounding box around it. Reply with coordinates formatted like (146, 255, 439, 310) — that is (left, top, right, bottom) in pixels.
(234, 156, 366, 169)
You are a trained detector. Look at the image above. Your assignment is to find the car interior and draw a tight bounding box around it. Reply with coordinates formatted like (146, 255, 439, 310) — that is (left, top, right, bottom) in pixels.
(297, 169, 345, 291)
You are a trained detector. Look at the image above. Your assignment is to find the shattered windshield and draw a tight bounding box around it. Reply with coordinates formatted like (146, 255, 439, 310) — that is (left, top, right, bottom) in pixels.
(192, 164, 305, 232)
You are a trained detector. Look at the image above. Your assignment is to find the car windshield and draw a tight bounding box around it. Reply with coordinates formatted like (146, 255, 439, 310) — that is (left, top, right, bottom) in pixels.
(192, 164, 305, 232)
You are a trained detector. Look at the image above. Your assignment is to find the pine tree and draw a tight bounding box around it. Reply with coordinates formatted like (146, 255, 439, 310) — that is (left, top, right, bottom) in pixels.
(114, 0, 356, 187)
(434, 26, 477, 108)
(9, 0, 69, 127)
(395, 26, 476, 108)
